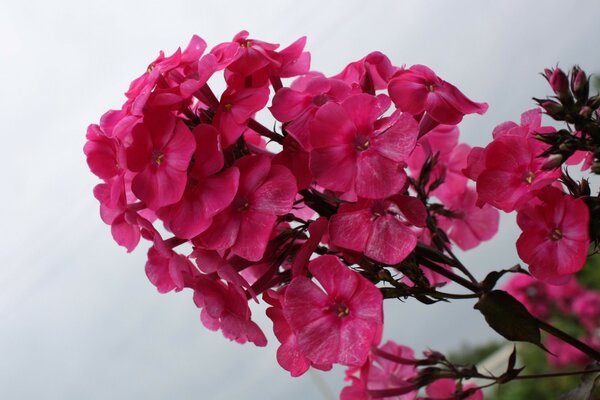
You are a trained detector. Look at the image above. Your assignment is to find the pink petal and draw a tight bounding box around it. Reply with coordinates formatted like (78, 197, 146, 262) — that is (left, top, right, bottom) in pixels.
(365, 216, 416, 264)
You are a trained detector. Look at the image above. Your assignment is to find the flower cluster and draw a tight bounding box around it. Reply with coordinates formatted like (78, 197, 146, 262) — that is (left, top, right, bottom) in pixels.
(85, 33, 600, 398)
(465, 65, 600, 283)
(505, 273, 600, 368)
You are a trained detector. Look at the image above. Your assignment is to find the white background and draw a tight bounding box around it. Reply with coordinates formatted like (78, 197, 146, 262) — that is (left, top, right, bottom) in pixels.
(1, 1, 599, 398)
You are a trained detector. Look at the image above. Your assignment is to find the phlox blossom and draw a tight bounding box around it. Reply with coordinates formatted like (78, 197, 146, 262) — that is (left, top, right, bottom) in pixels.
(516, 187, 590, 282)
(388, 64, 488, 125)
(309, 93, 418, 199)
(283, 255, 383, 366)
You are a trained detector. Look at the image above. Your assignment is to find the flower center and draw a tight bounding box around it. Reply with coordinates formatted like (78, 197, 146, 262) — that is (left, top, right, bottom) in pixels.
(241, 40, 252, 48)
(522, 171, 535, 184)
(426, 83, 435, 92)
(330, 302, 350, 318)
(152, 150, 165, 166)
(233, 196, 250, 212)
(312, 94, 329, 106)
(550, 228, 563, 241)
(354, 135, 370, 152)
(223, 103, 233, 112)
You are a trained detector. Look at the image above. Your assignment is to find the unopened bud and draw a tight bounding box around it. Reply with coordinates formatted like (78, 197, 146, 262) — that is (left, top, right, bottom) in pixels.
(588, 95, 600, 111)
(540, 100, 564, 117)
(542, 154, 564, 170)
(571, 66, 589, 102)
(548, 68, 571, 102)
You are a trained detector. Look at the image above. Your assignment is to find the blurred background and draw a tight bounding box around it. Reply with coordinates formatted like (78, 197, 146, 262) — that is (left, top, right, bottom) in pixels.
(1, 1, 600, 398)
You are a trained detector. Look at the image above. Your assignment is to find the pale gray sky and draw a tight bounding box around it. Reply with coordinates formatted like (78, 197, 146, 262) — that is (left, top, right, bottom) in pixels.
(1, 1, 599, 399)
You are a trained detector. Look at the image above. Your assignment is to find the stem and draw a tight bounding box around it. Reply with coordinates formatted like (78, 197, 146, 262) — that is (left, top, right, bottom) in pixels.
(416, 256, 481, 294)
(247, 118, 284, 144)
(511, 367, 600, 380)
(535, 317, 600, 361)
(442, 241, 479, 285)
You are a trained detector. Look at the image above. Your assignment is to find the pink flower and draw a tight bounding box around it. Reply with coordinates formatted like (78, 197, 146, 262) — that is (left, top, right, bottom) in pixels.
(270, 75, 352, 150)
(93, 179, 141, 252)
(126, 35, 210, 115)
(84, 124, 127, 180)
(422, 378, 483, 400)
(329, 196, 426, 265)
(341, 341, 418, 400)
(333, 51, 399, 92)
(437, 187, 499, 251)
(546, 335, 592, 368)
(572, 291, 600, 333)
(388, 65, 488, 125)
(516, 187, 590, 282)
(194, 155, 297, 261)
(210, 30, 280, 76)
(157, 124, 239, 239)
(213, 86, 270, 147)
(309, 93, 418, 199)
(264, 289, 332, 377)
(502, 274, 551, 318)
(406, 124, 471, 202)
(193, 275, 267, 346)
(283, 255, 383, 366)
(126, 110, 195, 210)
(475, 135, 561, 212)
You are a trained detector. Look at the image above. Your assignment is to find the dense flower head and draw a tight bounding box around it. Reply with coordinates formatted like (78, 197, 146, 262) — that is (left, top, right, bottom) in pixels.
(84, 32, 600, 399)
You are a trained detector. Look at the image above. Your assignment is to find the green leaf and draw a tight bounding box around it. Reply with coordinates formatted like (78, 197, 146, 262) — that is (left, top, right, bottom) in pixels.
(474, 290, 546, 351)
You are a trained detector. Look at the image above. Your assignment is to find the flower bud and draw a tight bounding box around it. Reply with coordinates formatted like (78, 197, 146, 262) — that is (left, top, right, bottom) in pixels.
(542, 154, 564, 170)
(548, 68, 571, 102)
(540, 100, 564, 119)
(571, 66, 589, 102)
(587, 95, 600, 111)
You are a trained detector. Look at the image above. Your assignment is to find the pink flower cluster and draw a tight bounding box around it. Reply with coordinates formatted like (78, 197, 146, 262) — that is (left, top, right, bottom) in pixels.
(465, 108, 591, 283)
(504, 274, 600, 368)
(85, 32, 504, 397)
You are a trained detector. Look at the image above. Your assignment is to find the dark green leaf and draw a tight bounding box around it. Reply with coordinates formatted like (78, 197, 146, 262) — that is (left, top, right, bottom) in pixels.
(474, 290, 546, 351)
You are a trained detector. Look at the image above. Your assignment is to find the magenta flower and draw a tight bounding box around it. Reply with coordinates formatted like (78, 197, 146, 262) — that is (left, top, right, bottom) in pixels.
(516, 187, 590, 282)
(438, 187, 499, 251)
(213, 86, 270, 147)
(283, 255, 383, 366)
(388, 64, 488, 125)
(157, 124, 239, 239)
(194, 155, 297, 261)
(502, 274, 551, 319)
(329, 196, 426, 265)
(270, 75, 352, 150)
(341, 341, 418, 400)
(125, 35, 209, 115)
(193, 276, 267, 346)
(126, 110, 195, 210)
(475, 135, 560, 212)
(309, 93, 418, 199)
(422, 378, 483, 400)
(333, 51, 399, 92)
(210, 30, 280, 76)
(93, 179, 141, 252)
(84, 124, 126, 180)
(264, 289, 332, 377)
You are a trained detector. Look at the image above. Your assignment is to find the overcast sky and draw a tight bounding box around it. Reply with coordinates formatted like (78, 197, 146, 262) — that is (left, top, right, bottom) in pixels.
(1, 1, 600, 399)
